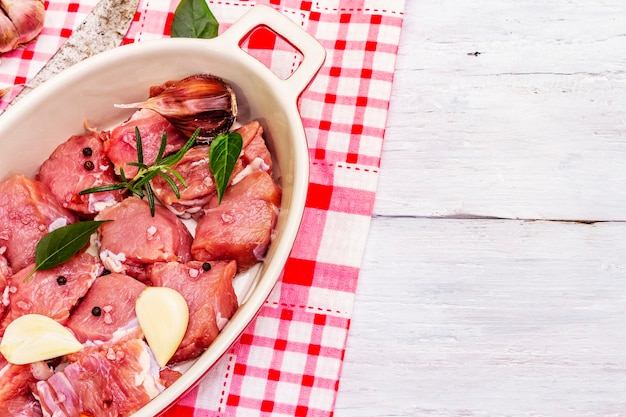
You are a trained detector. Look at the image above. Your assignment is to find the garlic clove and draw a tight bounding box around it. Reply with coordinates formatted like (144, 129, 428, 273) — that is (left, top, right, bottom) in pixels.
(0, 9, 19, 53)
(135, 286, 189, 367)
(116, 74, 237, 140)
(0, 314, 83, 365)
(0, 0, 45, 45)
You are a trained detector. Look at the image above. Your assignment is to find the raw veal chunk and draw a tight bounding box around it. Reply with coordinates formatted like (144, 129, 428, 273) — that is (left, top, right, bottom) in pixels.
(0, 175, 77, 271)
(151, 120, 272, 218)
(0, 353, 37, 403)
(36, 131, 124, 216)
(66, 273, 146, 344)
(147, 260, 237, 363)
(0, 393, 43, 417)
(0, 253, 101, 335)
(105, 108, 188, 178)
(96, 197, 193, 281)
(191, 171, 281, 271)
(150, 145, 219, 218)
(237, 120, 273, 176)
(35, 339, 164, 417)
(0, 254, 11, 323)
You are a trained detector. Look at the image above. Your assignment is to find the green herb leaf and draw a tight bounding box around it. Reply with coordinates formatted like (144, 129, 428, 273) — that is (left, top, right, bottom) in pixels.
(135, 126, 144, 165)
(209, 132, 243, 203)
(80, 128, 200, 216)
(24, 221, 109, 282)
(162, 167, 188, 189)
(146, 183, 156, 217)
(158, 170, 182, 198)
(160, 129, 199, 166)
(171, 0, 219, 39)
(155, 132, 168, 164)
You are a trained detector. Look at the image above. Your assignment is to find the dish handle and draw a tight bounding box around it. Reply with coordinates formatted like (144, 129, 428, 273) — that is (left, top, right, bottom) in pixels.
(219, 4, 326, 96)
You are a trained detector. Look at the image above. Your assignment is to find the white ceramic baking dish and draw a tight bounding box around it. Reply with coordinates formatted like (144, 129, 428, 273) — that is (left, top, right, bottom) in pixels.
(0, 5, 325, 416)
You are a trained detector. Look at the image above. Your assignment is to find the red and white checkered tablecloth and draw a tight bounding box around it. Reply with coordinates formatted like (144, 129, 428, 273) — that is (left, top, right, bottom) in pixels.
(0, 1, 406, 415)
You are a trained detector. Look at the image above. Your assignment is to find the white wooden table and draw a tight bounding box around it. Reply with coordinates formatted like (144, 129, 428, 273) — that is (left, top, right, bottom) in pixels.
(335, 1, 626, 415)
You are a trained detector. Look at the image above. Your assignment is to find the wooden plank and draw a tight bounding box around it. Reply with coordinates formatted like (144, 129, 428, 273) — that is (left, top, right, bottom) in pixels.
(336, 216, 626, 416)
(378, 0, 626, 221)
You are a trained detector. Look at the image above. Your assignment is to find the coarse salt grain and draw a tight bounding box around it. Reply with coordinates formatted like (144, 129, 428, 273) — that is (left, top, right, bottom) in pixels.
(106, 348, 116, 360)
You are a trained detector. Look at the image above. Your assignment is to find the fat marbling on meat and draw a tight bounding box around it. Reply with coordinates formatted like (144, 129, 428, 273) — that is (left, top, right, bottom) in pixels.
(35, 339, 163, 417)
(0, 175, 77, 272)
(36, 131, 124, 216)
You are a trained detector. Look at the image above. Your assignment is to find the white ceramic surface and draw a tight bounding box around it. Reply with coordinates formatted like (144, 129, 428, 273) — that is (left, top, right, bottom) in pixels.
(0, 5, 325, 416)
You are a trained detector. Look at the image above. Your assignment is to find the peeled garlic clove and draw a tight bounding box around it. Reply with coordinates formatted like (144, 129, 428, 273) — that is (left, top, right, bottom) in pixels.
(135, 286, 189, 367)
(0, 0, 45, 45)
(0, 314, 83, 365)
(116, 74, 237, 140)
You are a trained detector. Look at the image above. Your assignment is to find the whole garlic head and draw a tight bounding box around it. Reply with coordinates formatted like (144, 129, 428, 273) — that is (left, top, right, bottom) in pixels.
(0, 0, 45, 53)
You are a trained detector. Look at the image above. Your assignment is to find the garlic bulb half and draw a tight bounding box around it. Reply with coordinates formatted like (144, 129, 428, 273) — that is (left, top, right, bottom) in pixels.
(0, 0, 45, 53)
(116, 74, 238, 140)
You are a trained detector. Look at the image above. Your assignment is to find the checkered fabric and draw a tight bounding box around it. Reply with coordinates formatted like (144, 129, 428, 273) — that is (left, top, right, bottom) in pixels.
(0, 0, 405, 415)
(0, 0, 99, 106)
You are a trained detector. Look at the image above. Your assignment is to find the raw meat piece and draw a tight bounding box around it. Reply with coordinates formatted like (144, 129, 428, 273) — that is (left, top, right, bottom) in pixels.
(191, 171, 281, 271)
(151, 120, 272, 218)
(0, 175, 77, 271)
(0, 253, 101, 335)
(0, 253, 11, 323)
(159, 367, 182, 388)
(0, 353, 36, 402)
(150, 145, 220, 218)
(35, 339, 163, 417)
(66, 273, 146, 344)
(238, 120, 273, 176)
(37, 131, 124, 216)
(105, 108, 188, 178)
(149, 260, 237, 328)
(0, 340, 50, 415)
(0, 393, 43, 417)
(147, 260, 237, 363)
(95, 197, 193, 281)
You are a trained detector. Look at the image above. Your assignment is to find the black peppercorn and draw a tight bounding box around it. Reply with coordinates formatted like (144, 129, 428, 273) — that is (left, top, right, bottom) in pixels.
(56, 276, 67, 285)
(84, 161, 95, 171)
(82, 147, 93, 157)
(202, 262, 211, 271)
(91, 306, 102, 316)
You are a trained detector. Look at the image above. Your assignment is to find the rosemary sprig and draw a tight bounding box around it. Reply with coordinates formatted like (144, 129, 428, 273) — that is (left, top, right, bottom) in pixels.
(80, 127, 200, 216)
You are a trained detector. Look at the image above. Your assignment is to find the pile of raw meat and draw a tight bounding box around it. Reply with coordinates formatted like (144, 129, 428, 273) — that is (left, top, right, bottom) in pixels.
(0, 75, 281, 416)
